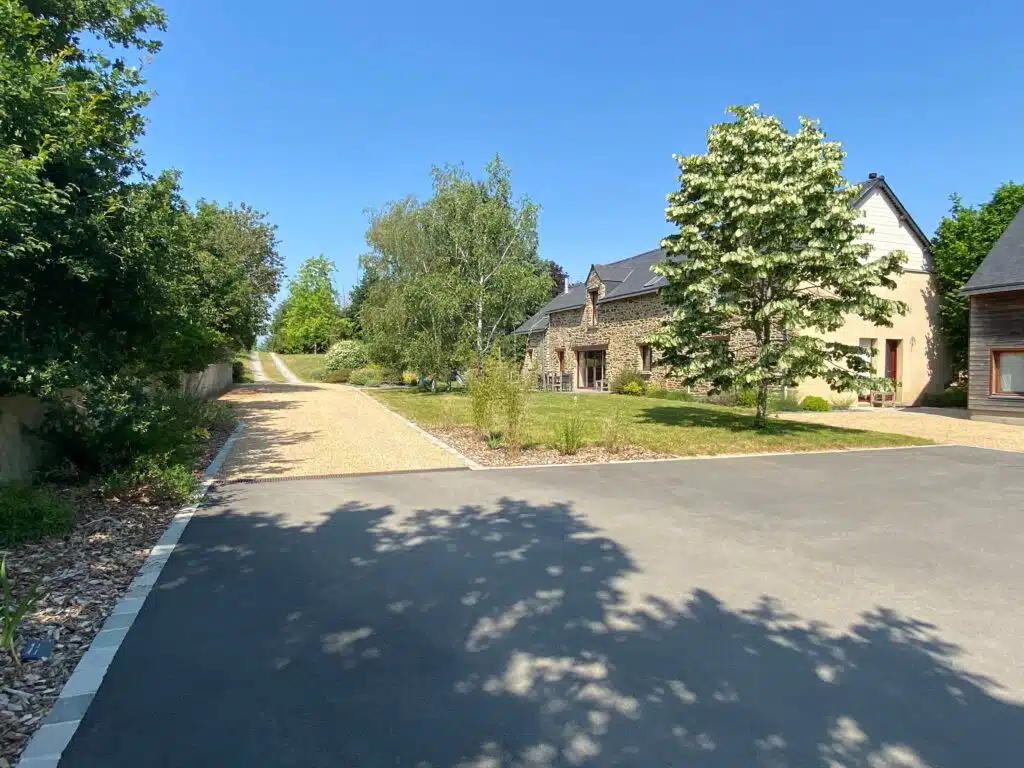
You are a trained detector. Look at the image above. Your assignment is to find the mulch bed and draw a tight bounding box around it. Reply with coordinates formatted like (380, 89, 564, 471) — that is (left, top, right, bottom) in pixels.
(431, 426, 674, 467)
(0, 419, 235, 767)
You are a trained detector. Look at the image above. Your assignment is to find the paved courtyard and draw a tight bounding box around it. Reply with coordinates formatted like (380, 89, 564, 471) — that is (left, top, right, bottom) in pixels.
(56, 445, 1024, 767)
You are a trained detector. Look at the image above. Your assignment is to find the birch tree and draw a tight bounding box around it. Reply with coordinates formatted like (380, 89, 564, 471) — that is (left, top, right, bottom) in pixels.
(650, 105, 908, 426)
(427, 156, 550, 369)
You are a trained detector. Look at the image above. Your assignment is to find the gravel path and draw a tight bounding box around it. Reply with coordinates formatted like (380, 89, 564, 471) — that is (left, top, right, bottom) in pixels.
(268, 352, 302, 384)
(779, 408, 1024, 451)
(248, 349, 268, 383)
(219, 383, 467, 480)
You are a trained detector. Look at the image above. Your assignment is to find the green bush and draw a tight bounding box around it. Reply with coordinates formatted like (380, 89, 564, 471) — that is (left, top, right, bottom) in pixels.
(768, 392, 803, 412)
(324, 340, 368, 372)
(502, 369, 532, 451)
(0, 483, 75, 546)
(646, 387, 695, 402)
(734, 388, 759, 407)
(402, 371, 418, 386)
(801, 395, 830, 412)
(231, 361, 245, 382)
(101, 457, 199, 504)
(920, 386, 967, 408)
(620, 381, 645, 396)
(320, 369, 351, 383)
(349, 367, 383, 387)
(552, 398, 586, 455)
(610, 370, 646, 395)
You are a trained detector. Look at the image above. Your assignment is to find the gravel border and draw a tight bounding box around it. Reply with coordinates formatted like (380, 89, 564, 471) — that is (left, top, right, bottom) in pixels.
(11, 423, 244, 768)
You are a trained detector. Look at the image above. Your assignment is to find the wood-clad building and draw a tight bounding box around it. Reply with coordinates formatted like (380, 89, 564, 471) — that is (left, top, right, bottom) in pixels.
(962, 204, 1024, 423)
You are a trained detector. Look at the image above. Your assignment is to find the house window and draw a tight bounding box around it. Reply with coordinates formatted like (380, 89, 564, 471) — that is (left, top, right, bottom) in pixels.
(992, 350, 1024, 395)
(640, 345, 653, 372)
(589, 290, 599, 325)
(557, 350, 565, 373)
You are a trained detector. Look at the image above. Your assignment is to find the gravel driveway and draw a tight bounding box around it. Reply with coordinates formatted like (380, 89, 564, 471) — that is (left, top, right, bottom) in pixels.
(780, 407, 1024, 451)
(219, 383, 466, 479)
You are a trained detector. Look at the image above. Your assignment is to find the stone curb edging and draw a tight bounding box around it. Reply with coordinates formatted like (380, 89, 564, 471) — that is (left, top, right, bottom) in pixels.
(268, 352, 302, 384)
(16, 422, 246, 768)
(355, 388, 483, 470)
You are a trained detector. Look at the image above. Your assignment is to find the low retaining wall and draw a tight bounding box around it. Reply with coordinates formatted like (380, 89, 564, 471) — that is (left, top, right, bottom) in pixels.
(1, 362, 235, 482)
(181, 362, 233, 399)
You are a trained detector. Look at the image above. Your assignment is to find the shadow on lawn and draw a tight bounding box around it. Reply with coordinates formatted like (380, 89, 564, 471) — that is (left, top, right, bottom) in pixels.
(639, 404, 839, 434)
(67, 490, 1024, 767)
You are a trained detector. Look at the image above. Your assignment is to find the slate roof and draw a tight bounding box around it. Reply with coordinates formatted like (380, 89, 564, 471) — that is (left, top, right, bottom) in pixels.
(961, 204, 1024, 296)
(514, 176, 928, 334)
(513, 249, 671, 334)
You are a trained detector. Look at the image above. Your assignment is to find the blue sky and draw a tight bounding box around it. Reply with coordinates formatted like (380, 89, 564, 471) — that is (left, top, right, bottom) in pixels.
(139, 0, 1024, 296)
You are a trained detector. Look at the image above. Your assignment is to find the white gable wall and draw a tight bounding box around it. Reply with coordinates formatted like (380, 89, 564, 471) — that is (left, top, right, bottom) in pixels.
(857, 189, 930, 272)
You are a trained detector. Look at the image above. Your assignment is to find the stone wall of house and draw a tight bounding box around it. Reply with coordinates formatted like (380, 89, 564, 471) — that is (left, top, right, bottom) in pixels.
(524, 270, 683, 389)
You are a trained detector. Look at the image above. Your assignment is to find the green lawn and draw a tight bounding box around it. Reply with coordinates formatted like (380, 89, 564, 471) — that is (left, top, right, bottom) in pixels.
(258, 351, 286, 382)
(277, 353, 326, 382)
(371, 389, 929, 456)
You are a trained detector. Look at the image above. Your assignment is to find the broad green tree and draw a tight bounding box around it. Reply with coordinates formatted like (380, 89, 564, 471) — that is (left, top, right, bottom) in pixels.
(358, 157, 550, 376)
(651, 105, 907, 426)
(931, 183, 1024, 380)
(0, 0, 168, 393)
(268, 256, 346, 353)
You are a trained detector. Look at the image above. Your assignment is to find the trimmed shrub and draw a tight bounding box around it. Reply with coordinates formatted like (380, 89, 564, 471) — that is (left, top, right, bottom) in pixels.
(349, 367, 383, 387)
(920, 386, 967, 408)
(734, 388, 758, 408)
(0, 483, 75, 546)
(801, 395, 830, 412)
(324, 340, 368, 373)
(620, 381, 644, 396)
(647, 387, 694, 402)
(320, 369, 351, 383)
(402, 371, 418, 386)
(610, 370, 646, 395)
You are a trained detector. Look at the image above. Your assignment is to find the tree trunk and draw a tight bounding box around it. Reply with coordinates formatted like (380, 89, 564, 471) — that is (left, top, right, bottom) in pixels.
(476, 291, 484, 371)
(755, 382, 769, 427)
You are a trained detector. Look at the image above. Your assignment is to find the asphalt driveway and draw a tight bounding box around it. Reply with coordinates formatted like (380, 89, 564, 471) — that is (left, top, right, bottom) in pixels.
(60, 446, 1024, 767)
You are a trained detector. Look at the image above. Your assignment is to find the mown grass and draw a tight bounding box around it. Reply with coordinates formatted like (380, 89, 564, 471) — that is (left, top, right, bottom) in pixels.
(277, 353, 326, 382)
(371, 389, 929, 456)
(232, 349, 254, 383)
(258, 351, 286, 382)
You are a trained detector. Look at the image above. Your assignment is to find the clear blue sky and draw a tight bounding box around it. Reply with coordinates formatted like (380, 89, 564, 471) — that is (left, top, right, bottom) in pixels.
(139, 0, 1024, 296)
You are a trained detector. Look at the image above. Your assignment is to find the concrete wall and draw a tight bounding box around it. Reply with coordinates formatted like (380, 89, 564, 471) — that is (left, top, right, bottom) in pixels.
(1, 362, 234, 482)
(180, 362, 233, 399)
(0, 395, 47, 482)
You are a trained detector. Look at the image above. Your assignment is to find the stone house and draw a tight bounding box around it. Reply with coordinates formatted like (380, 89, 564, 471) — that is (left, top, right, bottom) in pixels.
(960, 203, 1024, 424)
(515, 175, 949, 403)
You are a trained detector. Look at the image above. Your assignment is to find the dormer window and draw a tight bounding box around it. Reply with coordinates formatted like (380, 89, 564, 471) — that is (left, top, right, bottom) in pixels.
(589, 290, 599, 325)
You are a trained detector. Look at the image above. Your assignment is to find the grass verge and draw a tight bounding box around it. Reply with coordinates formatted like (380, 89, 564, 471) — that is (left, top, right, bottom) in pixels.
(277, 353, 326, 382)
(259, 351, 286, 382)
(371, 389, 930, 457)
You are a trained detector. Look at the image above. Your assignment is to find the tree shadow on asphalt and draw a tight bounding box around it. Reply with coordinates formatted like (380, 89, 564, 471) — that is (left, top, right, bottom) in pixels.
(72, 493, 1024, 767)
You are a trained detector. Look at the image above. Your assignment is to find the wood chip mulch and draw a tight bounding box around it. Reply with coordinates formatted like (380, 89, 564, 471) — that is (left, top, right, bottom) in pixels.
(0, 419, 236, 767)
(431, 426, 674, 467)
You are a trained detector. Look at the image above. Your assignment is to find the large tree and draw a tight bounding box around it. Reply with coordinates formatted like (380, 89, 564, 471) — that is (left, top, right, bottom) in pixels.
(650, 105, 907, 426)
(268, 256, 348, 353)
(359, 157, 550, 375)
(0, 0, 168, 393)
(931, 182, 1024, 381)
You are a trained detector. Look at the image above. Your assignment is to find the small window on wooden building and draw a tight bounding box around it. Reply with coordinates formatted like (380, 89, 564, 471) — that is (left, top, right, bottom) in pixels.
(993, 350, 1024, 394)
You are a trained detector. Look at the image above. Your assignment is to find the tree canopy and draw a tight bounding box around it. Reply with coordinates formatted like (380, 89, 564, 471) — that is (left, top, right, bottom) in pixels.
(0, 0, 281, 394)
(931, 182, 1024, 381)
(651, 105, 907, 424)
(267, 256, 351, 354)
(359, 156, 551, 374)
